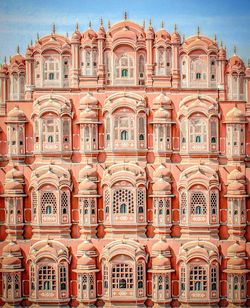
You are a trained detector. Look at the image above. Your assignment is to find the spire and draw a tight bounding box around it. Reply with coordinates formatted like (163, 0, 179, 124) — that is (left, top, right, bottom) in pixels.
(234, 45, 237, 55)
(214, 33, 217, 42)
(16, 45, 20, 54)
(142, 19, 145, 29)
(108, 20, 111, 29)
(182, 34, 185, 43)
(75, 21, 79, 31)
(30, 39, 33, 46)
(66, 32, 68, 38)
(220, 40, 223, 48)
(149, 18, 152, 28)
(124, 10, 128, 20)
(52, 22, 56, 34)
(100, 16, 103, 27)
(161, 20, 165, 29)
(88, 21, 92, 29)
(174, 23, 177, 32)
(197, 26, 200, 36)
(4, 56, 6, 64)
(37, 33, 40, 41)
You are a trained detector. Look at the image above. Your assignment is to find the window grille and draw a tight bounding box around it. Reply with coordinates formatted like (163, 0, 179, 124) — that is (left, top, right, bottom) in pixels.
(60, 266, 67, 290)
(38, 266, 56, 290)
(190, 192, 207, 215)
(137, 263, 144, 288)
(113, 189, 134, 214)
(61, 191, 68, 214)
(112, 263, 133, 289)
(41, 192, 57, 214)
(189, 266, 207, 291)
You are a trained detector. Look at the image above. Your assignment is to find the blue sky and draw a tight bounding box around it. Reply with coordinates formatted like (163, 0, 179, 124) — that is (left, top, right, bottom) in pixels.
(0, 0, 250, 64)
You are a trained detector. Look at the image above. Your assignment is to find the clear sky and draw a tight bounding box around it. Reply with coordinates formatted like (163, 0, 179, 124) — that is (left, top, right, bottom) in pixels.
(0, 0, 250, 64)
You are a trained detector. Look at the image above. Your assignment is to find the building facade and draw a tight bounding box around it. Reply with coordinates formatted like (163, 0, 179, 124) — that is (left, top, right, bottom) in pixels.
(0, 16, 250, 307)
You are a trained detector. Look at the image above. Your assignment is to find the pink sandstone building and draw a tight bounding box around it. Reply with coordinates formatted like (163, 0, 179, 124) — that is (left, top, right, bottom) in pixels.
(0, 15, 249, 307)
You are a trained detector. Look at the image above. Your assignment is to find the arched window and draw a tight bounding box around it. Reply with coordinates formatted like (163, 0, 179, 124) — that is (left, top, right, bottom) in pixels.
(41, 192, 57, 215)
(122, 69, 128, 77)
(121, 130, 129, 140)
(120, 203, 127, 214)
(46, 205, 52, 214)
(139, 55, 145, 79)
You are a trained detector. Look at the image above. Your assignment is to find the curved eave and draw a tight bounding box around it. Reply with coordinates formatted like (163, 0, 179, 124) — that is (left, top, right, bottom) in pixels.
(149, 120, 176, 124)
(224, 269, 250, 274)
(148, 269, 175, 273)
(149, 194, 175, 198)
(75, 120, 102, 124)
(74, 194, 101, 198)
(224, 194, 249, 198)
(0, 194, 27, 197)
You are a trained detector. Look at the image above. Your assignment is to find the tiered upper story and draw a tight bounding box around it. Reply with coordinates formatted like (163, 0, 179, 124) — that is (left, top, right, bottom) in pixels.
(0, 18, 249, 106)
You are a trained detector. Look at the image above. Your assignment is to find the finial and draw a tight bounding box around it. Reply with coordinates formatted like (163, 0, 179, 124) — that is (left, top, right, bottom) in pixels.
(225, 45, 227, 52)
(142, 19, 145, 29)
(174, 23, 177, 32)
(149, 18, 152, 27)
(89, 21, 92, 28)
(108, 20, 111, 29)
(4, 56, 6, 64)
(161, 20, 165, 29)
(52, 22, 56, 34)
(66, 32, 68, 38)
(16, 45, 20, 54)
(75, 21, 79, 31)
(197, 26, 200, 36)
(234, 45, 237, 55)
(100, 17, 103, 26)
(30, 39, 33, 46)
(220, 40, 223, 48)
(37, 33, 40, 40)
(124, 10, 128, 20)
(248, 58, 250, 67)
(214, 33, 217, 42)
(182, 34, 185, 42)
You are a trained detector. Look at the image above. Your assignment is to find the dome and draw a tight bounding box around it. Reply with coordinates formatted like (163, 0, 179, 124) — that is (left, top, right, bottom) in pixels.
(227, 257, 245, 267)
(5, 167, 24, 182)
(7, 106, 26, 121)
(227, 181, 245, 194)
(171, 31, 181, 44)
(4, 180, 23, 193)
(79, 165, 97, 181)
(3, 242, 22, 256)
(79, 178, 97, 194)
(78, 255, 96, 266)
(227, 243, 246, 257)
(154, 164, 171, 179)
(152, 240, 170, 256)
(80, 93, 98, 108)
(225, 107, 245, 123)
(146, 23, 155, 39)
(155, 29, 171, 42)
(227, 55, 245, 71)
(82, 28, 97, 41)
(152, 178, 171, 193)
(77, 240, 97, 257)
(97, 23, 106, 38)
(153, 93, 171, 107)
(228, 169, 245, 182)
(2, 256, 21, 266)
(80, 108, 98, 122)
(218, 46, 226, 60)
(152, 254, 170, 268)
(154, 107, 171, 120)
(10, 54, 25, 65)
(113, 27, 137, 41)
